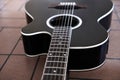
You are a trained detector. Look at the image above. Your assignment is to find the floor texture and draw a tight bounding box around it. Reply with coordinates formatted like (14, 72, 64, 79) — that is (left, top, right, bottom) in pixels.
(0, 0, 120, 80)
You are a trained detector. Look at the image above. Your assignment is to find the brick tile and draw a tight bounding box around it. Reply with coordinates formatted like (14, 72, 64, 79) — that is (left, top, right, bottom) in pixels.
(32, 55, 46, 80)
(0, 18, 26, 27)
(110, 20, 120, 30)
(0, 28, 21, 54)
(1, 0, 27, 11)
(0, 55, 38, 80)
(0, 27, 3, 32)
(0, 55, 8, 69)
(0, 0, 9, 10)
(112, 0, 120, 6)
(12, 40, 25, 55)
(0, 11, 26, 19)
(114, 6, 120, 18)
(107, 31, 120, 58)
(112, 11, 119, 20)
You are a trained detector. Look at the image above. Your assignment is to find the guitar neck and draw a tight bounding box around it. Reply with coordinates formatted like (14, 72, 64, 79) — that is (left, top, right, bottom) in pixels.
(41, 27, 72, 80)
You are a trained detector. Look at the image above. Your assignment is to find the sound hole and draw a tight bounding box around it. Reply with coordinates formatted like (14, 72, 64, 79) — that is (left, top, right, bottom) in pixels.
(49, 15, 79, 28)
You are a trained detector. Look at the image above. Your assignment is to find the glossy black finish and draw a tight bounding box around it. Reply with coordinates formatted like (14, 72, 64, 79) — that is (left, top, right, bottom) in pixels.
(22, 34, 51, 55)
(68, 40, 109, 70)
(21, 0, 113, 70)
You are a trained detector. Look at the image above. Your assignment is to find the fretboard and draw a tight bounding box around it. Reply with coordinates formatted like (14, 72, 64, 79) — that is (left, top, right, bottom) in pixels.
(41, 27, 72, 80)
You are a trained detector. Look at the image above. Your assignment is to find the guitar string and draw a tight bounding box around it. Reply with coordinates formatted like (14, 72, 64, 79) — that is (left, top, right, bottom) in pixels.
(52, 2, 68, 80)
(48, 4, 64, 80)
(59, 2, 75, 80)
(57, 2, 70, 80)
(59, 3, 70, 80)
(56, 2, 75, 80)
(49, 2, 71, 80)
(53, 2, 70, 80)
(41, 3, 63, 80)
(41, 2, 76, 80)
(54, 2, 66, 80)
(48, 2, 69, 80)
(44, 2, 75, 80)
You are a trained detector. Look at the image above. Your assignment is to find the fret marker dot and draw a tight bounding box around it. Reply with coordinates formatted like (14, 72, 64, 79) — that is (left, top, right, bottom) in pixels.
(53, 70, 56, 73)
(49, 53, 52, 56)
(64, 54, 66, 56)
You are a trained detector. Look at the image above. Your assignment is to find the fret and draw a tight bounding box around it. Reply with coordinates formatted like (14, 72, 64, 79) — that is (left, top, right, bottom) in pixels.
(49, 50, 68, 53)
(54, 27, 70, 30)
(46, 60, 67, 63)
(48, 54, 67, 57)
(52, 36, 70, 39)
(49, 52, 67, 56)
(51, 40, 69, 42)
(46, 62, 66, 67)
(49, 49, 68, 53)
(52, 33, 68, 35)
(51, 38, 69, 42)
(49, 48, 68, 52)
(53, 32, 68, 34)
(45, 66, 66, 69)
(53, 29, 68, 33)
(47, 56, 66, 62)
(50, 45, 68, 49)
(44, 73, 64, 76)
(46, 61, 67, 63)
(51, 41, 69, 44)
(52, 33, 70, 37)
(50, 44, 68, 48)
(42, 75, 64, 80)
(44, 68, 65, 74)
(50, 42, 69, 47)
(52, 32, 70, 35)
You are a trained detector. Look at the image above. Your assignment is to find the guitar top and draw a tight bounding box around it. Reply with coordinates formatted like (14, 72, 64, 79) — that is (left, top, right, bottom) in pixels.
(21, 0, 114, 48)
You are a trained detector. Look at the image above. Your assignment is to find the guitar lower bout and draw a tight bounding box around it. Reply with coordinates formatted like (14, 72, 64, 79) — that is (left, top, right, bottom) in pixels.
(21, 0, 114, 72)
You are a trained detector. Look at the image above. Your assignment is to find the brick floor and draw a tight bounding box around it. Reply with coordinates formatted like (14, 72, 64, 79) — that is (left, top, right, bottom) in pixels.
(0, 0, 120, 80)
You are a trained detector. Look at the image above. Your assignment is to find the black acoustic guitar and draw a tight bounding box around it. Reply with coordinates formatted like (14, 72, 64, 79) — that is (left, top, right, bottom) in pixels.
(21, 0, 113, 79)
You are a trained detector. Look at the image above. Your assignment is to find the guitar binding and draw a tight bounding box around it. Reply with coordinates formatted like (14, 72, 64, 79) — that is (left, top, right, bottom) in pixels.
(46, 14, 82, 30)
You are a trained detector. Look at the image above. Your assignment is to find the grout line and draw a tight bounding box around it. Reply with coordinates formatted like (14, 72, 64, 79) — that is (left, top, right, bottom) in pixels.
(0, 26, 23, 28)
(69, 78, 102, 80)
(0, 16, 26, 20)
(0, 27, 4, 32)
(0, 17, 26, 20)
(30, 57, 40, 80)
(106, 57, 120, 60)
(0, 54, 25, 56)
(0, 36, 21, 71)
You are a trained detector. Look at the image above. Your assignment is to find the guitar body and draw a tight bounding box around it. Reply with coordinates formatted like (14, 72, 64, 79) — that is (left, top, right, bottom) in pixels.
(21, 0, 113, 71)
